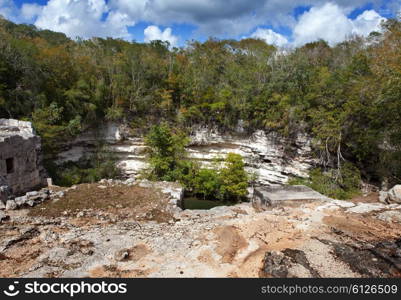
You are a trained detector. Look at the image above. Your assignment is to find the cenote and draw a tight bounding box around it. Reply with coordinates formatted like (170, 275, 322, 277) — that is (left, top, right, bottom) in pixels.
(181, 196, 237, 210)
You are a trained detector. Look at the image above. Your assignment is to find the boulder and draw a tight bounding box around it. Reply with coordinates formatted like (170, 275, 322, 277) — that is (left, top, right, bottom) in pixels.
(253, 185, 331, 207)
(14, 195, 28, 206)
(5, 200, 17, 210)
(387, 185, 401, 204)
(379, 191, 389, 204)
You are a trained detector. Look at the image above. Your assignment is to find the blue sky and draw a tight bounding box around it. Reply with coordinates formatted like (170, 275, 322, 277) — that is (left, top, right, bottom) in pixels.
(1, 0, 400, 47)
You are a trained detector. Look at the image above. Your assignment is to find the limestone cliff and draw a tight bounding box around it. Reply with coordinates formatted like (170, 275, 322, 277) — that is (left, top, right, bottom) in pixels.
(56, 123, 318, 185)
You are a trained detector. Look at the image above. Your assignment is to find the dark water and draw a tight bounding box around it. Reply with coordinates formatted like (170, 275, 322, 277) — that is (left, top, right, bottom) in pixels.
(182, 197, 233, 210)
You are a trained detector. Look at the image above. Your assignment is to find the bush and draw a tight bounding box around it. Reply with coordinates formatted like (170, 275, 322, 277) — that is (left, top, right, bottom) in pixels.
(218, 153, 249, 201)
(144, 124, 249, 202)
(289, 162, 361, 200)
(184, 153, 249, 202)
(48, 148, 122, 186)
(144, 123, 189, 181)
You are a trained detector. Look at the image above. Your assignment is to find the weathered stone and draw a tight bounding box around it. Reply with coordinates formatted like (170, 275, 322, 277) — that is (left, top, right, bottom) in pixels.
(14, 196, 28, 206)
(114, 249, 130, 261)
(253, 185, 331, 207)
(260, 249, 319, 278)
(377, 210, 401, 223)
(0, 210, 9, 222)
(5, 200, 17, 210)
(55, 123, 316, 185)
(388, 185, 401, 204)
(379, 191, 389, 204)
(123, 178, 135, 185)
(26, 191, 39, 197)
(56, 191, 65, 198)
(0, 184, 10, 203)
(0, 119, 46, 196)
(0, 200, 5, 210)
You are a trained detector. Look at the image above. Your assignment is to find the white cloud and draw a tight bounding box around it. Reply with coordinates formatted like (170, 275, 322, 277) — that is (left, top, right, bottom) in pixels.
(144, 25, 178, 46)
(0, 0, 392, 46)
(352, 9, 385, 36)
(33, 0, 135, 39)
(0, 0, 18, 21)
(106, 0, 388, 38)
(250, 28, 288, 47)
(293, 3, 386, 46)
(20, 4, 43, 22)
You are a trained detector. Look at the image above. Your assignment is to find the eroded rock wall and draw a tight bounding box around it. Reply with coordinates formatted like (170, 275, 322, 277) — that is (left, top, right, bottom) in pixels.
(56, 123, 317, 185)
(0, 119, 46, 197)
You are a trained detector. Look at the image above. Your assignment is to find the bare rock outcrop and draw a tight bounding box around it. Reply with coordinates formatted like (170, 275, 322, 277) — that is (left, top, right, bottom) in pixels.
(379, 185, 401, 204)
(56, 123, 317, 185)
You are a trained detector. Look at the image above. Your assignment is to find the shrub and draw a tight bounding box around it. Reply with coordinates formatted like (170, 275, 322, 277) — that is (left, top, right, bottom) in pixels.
(218, 153, 249, 201)
(289, 162, 361, 199)
(48, 147, 122, 186)
(144, 124, 249, 202)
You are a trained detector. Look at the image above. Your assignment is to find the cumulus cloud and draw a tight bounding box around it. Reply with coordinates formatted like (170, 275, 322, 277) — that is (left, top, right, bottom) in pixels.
(293, 3, 386, 46)
(0, 0, 393, 46)
(250, 28, 289, 47)
(144, 25, 178, 46)
(352, 9, 386, 36)
(106, 0, 389, 37)
(31, 0, 135, 39)
(20, 3, 43, 22)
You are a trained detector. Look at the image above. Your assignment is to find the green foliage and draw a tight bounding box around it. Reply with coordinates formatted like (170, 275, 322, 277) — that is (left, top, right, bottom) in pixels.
(145, 124, 249, 201)
(144, 123, 190, 181)
(48, 148, 122, 187)
(1, 17, 401, 186)
(289, 163, 361, 200)
(218, 153, 249, 201)
(187, 154, 249, 201)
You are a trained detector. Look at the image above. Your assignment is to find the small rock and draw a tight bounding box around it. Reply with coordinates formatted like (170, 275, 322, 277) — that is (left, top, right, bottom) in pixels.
(56, 191, 65, 198)
(114, 249, 130, 261)
(14, 196, 28, 206)
(6, 200, 17, 210)
(98, 185, 107, 189)
(76, 212, 85, 218)
(123, 178, 135, 185)
(0, 211, 9, 222)
(26, 191, 39, 197)
(0, 201, 5, 210)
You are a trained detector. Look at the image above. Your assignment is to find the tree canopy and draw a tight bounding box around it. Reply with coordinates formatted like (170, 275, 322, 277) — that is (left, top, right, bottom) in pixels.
(1, 16, 401, 186)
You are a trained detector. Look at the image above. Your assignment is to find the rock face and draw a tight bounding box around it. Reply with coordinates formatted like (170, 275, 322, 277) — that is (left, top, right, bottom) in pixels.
(56, 123, 317, 185)
(0, 119, 46, 200)
(379, 185, 401, 204)
(388, 185, 401, 204)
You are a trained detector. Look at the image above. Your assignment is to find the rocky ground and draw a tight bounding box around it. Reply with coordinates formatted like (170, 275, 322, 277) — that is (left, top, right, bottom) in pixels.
(1, 182, 401, 278)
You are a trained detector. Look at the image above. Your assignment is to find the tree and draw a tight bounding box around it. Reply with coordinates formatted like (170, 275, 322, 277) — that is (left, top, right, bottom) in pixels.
(218, 153, 249, 201)
(144, 123, 189, 181)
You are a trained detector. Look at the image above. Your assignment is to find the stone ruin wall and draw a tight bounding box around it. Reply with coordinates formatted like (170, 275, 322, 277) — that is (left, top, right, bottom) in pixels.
(0, 119, 46, 201)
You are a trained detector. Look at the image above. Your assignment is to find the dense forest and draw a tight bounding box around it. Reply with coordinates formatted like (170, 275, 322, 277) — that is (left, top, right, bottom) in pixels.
(0, 15, 400, 188)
